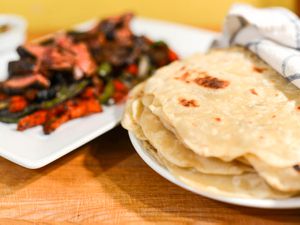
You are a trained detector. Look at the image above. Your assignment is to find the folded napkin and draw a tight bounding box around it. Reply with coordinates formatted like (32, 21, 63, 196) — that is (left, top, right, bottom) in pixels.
(213, 4, 300, 88)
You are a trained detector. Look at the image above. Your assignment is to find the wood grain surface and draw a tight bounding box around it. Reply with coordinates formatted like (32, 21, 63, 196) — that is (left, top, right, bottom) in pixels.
(0, 126, 299, 225)
(0, 31, 299, 225)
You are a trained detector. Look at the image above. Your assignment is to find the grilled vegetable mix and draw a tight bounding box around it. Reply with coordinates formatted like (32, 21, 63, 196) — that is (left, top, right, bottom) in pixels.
(0, 13, 178, 134)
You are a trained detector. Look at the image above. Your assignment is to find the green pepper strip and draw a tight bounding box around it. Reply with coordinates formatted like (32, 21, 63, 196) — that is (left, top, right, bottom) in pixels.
(99, 80, 114, 104)
(0, 117, 19, 123)
(41, 79, 89, 109)
(98, 62, 112, 77)
(0, 79, 89, 124)
(151, 40, 167, 48)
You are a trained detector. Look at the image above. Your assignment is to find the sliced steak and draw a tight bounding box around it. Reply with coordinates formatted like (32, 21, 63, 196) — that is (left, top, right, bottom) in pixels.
(8, 59, 37, 77)
(21, 44, 48, 60)
(16, 46, 36, 59)
(1, 73, 50, 91)
(73, 43, 97, 77)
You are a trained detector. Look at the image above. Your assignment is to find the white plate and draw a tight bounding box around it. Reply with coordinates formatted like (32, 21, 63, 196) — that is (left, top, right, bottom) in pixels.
(0, 14, 27, 81)
(0, 14, 27, 53)
(129, 132, 300, 209)
(0, 18, 216, 169)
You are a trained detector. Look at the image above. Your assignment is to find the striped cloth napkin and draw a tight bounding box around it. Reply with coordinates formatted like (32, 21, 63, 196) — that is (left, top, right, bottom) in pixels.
(213, 4, 300, 88)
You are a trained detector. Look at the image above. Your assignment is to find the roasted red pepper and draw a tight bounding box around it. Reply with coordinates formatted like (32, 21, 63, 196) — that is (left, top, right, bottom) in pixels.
(168, 49, 178, 62)
(18, 110, 48, 131)
(43, 97, 102, 134)
(126, 64, 138, 76)
(113, 79, 128, 103)
(9, 96, 28, 113)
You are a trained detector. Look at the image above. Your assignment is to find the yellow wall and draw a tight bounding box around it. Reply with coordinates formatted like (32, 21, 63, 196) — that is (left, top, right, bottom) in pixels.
(0, 0, 296, 32)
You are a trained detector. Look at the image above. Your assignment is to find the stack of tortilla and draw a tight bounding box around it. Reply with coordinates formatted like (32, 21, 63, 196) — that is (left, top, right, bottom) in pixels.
(122, 47, 300, 199)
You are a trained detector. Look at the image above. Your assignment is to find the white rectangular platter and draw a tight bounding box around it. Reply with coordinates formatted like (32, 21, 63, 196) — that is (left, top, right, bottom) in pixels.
(0, 17, 216, 169)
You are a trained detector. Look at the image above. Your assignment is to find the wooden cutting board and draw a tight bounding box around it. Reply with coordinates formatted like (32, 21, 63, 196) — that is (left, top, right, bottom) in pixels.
(0, 126, 299, 225)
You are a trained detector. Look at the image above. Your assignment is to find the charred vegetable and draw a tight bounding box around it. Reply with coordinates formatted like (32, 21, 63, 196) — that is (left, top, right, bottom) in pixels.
(0, 80, 89, 123)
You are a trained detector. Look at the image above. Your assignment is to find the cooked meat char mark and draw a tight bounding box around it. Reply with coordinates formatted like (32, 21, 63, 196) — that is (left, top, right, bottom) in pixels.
(16, 46, 36, 59)
(67, 30, 98, 43)
(39, 38, 55, 46)
(8, 59, 37, 77)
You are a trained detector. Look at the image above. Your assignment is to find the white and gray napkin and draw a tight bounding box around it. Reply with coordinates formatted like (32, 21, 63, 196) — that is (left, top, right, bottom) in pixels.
(214, 4, 300, 88)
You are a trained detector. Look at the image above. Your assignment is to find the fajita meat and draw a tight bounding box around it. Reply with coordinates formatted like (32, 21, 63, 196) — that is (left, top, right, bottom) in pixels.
(1, 73, 50, 90)
(0, 13, 178, 134)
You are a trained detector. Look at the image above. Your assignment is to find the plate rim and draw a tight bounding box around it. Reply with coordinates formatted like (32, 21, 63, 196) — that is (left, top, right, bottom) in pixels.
(128, 131, 300, 209)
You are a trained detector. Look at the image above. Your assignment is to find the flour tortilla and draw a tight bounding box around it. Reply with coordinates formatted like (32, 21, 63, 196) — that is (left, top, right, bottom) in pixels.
(139, 135, 294, 199)
(246, 155, 300, 192)
(121, 82, 146, 140)
(138, 106, 252, 175)
(143, 47, 300, 167)
(141, 140, 165, 166)
(154, 150, 294, 199)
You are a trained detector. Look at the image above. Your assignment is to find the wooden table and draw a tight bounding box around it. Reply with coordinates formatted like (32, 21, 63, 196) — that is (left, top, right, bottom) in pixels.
(0, 126, 299, 224)
(0, 32, 300, 225)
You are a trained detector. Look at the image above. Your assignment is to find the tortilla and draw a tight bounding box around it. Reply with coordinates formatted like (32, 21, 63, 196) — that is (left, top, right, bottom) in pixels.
(138, 106, 253, 175)
(138, 129, 294, 199)
(122, 46, 300, 198)
(160, 155, 294, 199)
(246, 155, 300, 192)
(143, 47, 300, 167)
(121, 82, 146, 140)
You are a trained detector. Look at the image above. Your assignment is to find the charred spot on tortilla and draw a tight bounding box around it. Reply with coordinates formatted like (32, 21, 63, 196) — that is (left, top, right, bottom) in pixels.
(175, 72, 190, 82)
(214, 117, 221, 122)
(253, 66, 266, 73)
(178, 98, 199, 107)
(294, 165, 300, 172)
(193, 76, 229, 89)
(250, 89, 258, 95)
(179, 65, 186, 71)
